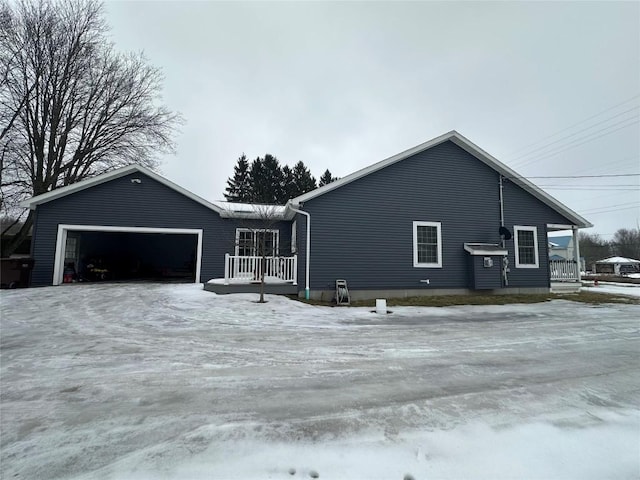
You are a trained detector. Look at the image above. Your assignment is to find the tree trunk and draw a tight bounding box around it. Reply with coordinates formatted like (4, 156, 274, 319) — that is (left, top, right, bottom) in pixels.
(1, 211, 33, 257)
(259, 254, 266, 303)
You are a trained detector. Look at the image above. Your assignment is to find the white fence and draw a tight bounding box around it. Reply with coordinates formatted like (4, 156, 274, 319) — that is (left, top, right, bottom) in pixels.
(550, 259, 579, 281)
(224, 254, 297, 285)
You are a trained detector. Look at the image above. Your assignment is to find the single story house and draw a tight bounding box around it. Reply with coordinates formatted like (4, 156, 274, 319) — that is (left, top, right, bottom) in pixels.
(21, 131, 591, 299)
(593, 256, 640, 275)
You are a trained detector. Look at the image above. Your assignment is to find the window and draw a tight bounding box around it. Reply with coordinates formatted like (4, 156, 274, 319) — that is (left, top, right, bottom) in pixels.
(235, 229, 279, 257)
(413, 221, 442, 268)
(514, 225, 539, 268)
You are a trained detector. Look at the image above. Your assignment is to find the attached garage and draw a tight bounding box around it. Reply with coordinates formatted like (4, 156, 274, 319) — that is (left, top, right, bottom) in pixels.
(54, 225, 202, 285)
(21, 165, 236, 287)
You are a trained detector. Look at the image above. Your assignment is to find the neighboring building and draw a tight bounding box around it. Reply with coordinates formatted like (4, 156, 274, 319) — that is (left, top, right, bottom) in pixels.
(21, 131, 591, 299)
(548, 235, 586, 271)
(594, 256, 640, 275)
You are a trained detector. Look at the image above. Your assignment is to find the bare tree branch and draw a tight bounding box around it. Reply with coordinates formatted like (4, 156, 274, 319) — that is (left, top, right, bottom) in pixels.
(0, 0, 182, 255)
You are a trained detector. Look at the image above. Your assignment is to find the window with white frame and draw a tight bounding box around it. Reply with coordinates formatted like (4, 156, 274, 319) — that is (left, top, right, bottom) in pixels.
(514, 225, 539, 268)
(413, 221, 442, 268)
(235, 229, 279, 257)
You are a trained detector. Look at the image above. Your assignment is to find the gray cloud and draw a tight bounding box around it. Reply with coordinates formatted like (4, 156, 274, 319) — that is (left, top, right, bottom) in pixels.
(104, 1, 639, 237)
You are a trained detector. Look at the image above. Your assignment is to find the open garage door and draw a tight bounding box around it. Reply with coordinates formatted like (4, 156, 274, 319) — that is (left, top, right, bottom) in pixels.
(53, 225, 202, 285)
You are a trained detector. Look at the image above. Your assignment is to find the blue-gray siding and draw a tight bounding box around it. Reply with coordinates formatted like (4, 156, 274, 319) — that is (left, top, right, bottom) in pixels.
(469, 255, 503, 289)
(296, 140, 572, 292)
(30, 172, 291, 286)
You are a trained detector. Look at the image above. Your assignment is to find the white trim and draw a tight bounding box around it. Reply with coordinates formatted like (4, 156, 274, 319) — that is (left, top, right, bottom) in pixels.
(547, 223, 575, 231)
(234, 228, 279, 256)
(289, 131, 591, 229)
(20, 165, 224, 215)
(52, 224, 203, 285)
(514, 225, 539, 269)
(413, 221, 443, 268)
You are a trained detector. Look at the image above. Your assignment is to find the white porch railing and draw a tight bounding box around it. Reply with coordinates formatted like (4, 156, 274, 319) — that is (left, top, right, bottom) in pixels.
(550, 259, 579, 282)
(224, 254, 297, 285)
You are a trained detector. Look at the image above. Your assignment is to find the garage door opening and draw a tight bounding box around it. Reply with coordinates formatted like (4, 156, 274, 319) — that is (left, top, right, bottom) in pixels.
(53, 225, 202, 285)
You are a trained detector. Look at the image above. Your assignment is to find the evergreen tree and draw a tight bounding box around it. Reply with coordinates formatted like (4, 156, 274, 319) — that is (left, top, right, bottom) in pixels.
(224, 154, 252, 202)
(291, 161, 317, 198)
(319, 169, 337, 187)
(281, 165, 296, 202)
(250, 154, 285, 204)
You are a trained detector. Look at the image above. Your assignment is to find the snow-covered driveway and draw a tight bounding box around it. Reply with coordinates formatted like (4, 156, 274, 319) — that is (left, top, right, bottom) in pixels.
(1, 284, 639, 479)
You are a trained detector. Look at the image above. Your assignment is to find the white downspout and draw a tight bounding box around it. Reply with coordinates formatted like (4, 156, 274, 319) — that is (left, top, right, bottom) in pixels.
(288, 205, 311, 299)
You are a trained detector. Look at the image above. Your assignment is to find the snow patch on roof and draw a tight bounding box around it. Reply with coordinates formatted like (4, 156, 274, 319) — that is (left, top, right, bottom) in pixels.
(595, 256, 640, 264)
(212, 201, 288, 219)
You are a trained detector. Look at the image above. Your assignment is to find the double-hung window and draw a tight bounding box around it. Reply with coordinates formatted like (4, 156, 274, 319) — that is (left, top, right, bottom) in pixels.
(413, 221, 442, 268)
(514, 225, 539, 268)
(235, 229, 279, 257)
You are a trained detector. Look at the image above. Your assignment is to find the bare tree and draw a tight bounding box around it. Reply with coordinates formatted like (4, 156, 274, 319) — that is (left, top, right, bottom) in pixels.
(0, 0, 181, 255)
(578, 232, 611, 269)
(611, 227, 640, 260)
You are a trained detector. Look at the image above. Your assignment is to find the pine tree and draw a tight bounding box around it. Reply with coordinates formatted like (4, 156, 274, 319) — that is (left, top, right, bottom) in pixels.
(291, 161, 317, 197)
(250, 154, 285, 204)
(224, 154, 252, 202)
(281, 165, 296, 202)
(319, 169, 337, 187)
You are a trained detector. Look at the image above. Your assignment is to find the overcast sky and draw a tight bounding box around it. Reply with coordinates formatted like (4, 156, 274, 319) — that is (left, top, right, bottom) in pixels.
(104, 1, 639, 237)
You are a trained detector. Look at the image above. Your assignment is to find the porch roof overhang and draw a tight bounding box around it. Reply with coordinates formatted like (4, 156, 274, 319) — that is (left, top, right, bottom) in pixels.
(464, 243, 508, 256)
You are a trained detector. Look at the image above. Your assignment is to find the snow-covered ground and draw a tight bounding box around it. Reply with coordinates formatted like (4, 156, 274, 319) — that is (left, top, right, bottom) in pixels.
(582, 281, 640, 297)
(1, 284, 639, 480)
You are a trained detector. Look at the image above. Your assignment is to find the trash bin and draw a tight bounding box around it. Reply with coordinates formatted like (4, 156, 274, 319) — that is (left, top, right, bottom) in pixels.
(0, 257, 35, 288)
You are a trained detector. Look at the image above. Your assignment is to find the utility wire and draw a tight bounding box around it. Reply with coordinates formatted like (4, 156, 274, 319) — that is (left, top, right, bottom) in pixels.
(508, 173, 640, 179)
(510, 106, 639, 162)
(512, 118, 639, 169)
(507, 94, 640, 155)
(580, 201, 640, 213)
(580, 206, 640, 216)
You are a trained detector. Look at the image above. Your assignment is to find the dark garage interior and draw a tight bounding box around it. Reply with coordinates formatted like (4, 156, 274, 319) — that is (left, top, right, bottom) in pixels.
(63, 231, 197, 283)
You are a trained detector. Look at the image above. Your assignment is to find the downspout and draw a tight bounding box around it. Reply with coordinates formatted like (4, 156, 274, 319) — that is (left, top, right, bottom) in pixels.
(288, 205, 311, 300)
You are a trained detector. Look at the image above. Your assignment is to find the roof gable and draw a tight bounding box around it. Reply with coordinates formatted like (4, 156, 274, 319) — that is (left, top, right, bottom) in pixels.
(289, 131, 592, 228)
(20, 165, 224, 215)
(548, 235, 572, 248)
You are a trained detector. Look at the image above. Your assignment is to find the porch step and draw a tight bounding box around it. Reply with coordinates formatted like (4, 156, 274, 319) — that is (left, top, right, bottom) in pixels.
(551, 282, 582, 294)
(204, 282, 298, 295)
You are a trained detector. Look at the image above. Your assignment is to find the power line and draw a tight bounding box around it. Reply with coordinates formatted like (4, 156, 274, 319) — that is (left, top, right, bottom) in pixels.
(510, 106, 639, 162)
(580, 201, 640, 214)
(512, 118, 639, 169)
(581, 206, 640, 216)
(510, 173, 640, 179)
(507, 94, 640, 155)
(537, 184, 639, 187)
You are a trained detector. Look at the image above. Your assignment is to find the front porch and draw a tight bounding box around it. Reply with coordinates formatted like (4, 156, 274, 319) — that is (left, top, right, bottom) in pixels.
(550, 259, 581, 293)
(548, 224, 582, 293)
(204, 254, 299, 295)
